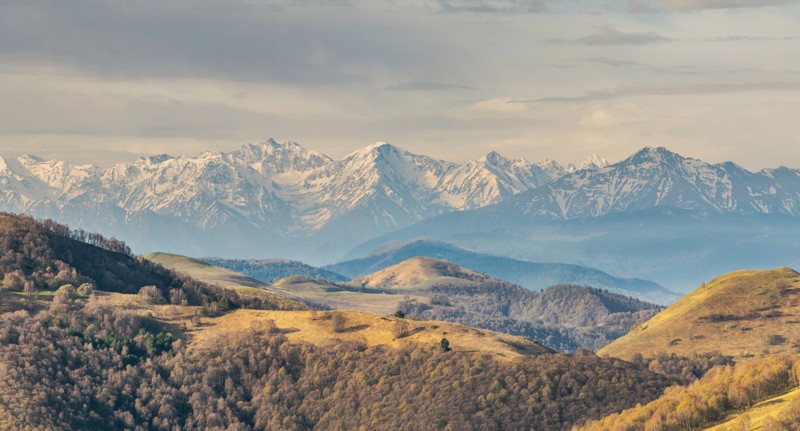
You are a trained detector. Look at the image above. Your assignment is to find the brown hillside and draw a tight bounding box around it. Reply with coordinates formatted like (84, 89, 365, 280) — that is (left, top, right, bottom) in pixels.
(599, 268, 800, 361)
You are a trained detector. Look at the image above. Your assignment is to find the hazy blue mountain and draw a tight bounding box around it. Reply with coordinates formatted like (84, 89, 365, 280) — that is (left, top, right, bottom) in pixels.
(346, 207, 800, 293)
(327, 239, 679, 304)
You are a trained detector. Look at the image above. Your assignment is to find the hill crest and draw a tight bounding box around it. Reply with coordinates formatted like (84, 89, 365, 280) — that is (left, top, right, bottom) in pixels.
(352, 256, 487, 288)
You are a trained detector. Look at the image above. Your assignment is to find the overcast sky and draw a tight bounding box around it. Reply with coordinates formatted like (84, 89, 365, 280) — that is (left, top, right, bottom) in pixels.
(0, 0, 798, 169)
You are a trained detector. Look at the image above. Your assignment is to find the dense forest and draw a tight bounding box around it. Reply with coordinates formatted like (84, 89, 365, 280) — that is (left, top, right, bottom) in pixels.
(399, 283, 661, 351)
(203, 257, 348, 283)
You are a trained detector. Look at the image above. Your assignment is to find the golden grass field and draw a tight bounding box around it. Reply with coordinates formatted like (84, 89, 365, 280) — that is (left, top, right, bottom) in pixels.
(704, 386, 800, 430)
(599, 268, 800, 361)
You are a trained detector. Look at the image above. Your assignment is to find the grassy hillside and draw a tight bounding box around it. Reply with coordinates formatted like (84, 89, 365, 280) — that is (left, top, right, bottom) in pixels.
(79, 290, 551, 360)
(352, 256, 487, 288)
(145, 252, 270, 288)
(600, 268, 800, 361)
(191, 308, 551, 359)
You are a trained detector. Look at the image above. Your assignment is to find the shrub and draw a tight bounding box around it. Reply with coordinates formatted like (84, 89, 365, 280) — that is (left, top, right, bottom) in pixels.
(332, 313, 346, 333)
(53, 284, 77, 305)
(392, 320, 409, 339)
(169, 289, 187, 305)
(138, 285, 165, 305)
(77, 283, 95, 296)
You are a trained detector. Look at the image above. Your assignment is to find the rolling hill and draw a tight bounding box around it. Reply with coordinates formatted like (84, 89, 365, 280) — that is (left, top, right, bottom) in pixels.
(329, 239, 679, 304)
(599, 267, 800, 361)
(352, 256, 487, 288)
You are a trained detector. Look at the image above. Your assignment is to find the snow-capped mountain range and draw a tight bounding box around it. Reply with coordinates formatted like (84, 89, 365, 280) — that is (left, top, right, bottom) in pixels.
(4, 141, 799, 264)
(497, 146, 800, 219)
(0, 140, 607, 258)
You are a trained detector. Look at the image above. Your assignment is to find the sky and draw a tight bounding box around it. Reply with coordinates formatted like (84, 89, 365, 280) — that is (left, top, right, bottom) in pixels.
(0, 0, 799, 169)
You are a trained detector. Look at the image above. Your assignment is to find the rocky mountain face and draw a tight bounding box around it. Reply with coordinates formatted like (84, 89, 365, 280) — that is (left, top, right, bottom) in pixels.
(0, 140, 593, 260)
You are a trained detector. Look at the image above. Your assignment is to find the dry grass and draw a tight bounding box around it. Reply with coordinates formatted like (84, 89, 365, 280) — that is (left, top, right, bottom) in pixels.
(87, 292, 549, 360)
(188, 308, 550, 360)
(599, 268, 800, 361)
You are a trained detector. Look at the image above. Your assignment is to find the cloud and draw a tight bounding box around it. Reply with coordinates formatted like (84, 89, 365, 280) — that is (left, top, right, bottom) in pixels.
(385, 82, 476, 92)
(428, 0, 549, 13)
(630, 0, 795, 12)
(469, 98, 531, 112)
(701, 35, 800, 41)
(472, 82, 800, 106)
(0, 0, 434, 85)
(548, 28, 672, 46)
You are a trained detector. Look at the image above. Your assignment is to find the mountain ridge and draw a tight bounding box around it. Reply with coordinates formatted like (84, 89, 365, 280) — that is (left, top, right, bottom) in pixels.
(0, 140, 599, 260)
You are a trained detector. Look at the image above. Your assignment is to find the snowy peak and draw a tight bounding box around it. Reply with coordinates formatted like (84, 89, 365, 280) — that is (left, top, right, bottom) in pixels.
(482, 150, 511, 166)
(566, 153, 610, 173)
(622, 146, 684, 167)
(230, 140, 331, 174)
(581, 153, 609, 170)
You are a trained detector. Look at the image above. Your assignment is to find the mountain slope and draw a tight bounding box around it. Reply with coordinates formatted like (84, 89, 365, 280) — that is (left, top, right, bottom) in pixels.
(328, 240, 678, 304)
(599, 267, 800, 361)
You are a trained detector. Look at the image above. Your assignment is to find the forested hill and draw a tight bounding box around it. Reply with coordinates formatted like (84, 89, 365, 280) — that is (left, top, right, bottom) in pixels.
(400, 283, 662, 351)
(0, 212, 302, 311)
